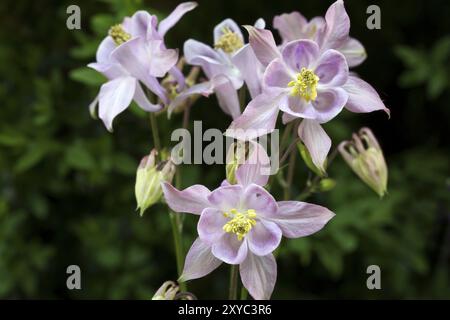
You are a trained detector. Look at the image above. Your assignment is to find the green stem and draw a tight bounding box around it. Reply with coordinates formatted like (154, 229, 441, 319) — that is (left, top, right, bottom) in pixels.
(170, 211, 186, 291)
(240, 286, 248, 300)
(284, 144, 297, 200)
(228, 265, 239, 300)
(149, 113, 161, 150)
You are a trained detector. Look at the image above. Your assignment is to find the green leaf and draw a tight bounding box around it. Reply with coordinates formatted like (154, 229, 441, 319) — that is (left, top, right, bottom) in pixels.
(70, 67, 105, 87)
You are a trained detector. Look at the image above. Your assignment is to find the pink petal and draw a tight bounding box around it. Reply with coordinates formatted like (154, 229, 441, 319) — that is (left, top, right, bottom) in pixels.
(321, 0, 350, 51)
(270, 201, 335, 238)
(180, 238, 222, 281)
(167, 80, 215, 116)
(226, 92, 281, 140)
(161, 182, 211, 215)
(96, 37, 116, 64)
(263, 58, 292, 89)
(244, 26, 281, 67)
(282, 39, 319, 71)
(343, 75, 390, 116)
(314, 49, 348, 87)
(247, 220, 282, 256)
(240, 253, 277, 300)
(214, 76, 241, 119)
(273, 11, 307, 43)
(207, 185, 243, 212)
(212, 233, 248, 264)
(338, 37, 366, 67)
(126, 11, 155, 38)
(235, 141, 271, 187)
(232, 44, 264, 99)
(297, 119, 331, 174)
(133, 82, 162, 112)
(312, 87, 348, 123)
(198, 208, 227, 245)
(98, 76, 136, 131)
(242, 184, 278, 218)
(158, 2, 198, 37)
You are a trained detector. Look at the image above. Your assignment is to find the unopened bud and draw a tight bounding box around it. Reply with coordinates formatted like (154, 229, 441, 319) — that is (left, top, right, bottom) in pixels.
(152, 281, 179, 300)
(338, 127, 388, 197)
(135, 149, 176, 216)
(318, 178, 336, 192)
(298, 142, 327, 177)
(225, 142, 247, 184)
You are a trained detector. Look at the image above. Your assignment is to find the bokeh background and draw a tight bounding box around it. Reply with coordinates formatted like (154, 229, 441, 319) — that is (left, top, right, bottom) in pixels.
(0, 0, 449, 299)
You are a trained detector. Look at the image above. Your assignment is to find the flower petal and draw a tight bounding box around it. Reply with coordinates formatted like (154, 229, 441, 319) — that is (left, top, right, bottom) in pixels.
(126, 11, 155, 38)
(98, 76, 136, 131)
(240, 253, 276, 300)
(247, 220, 282, 256)
(244, 26, 281, 67)
(207, 185, 243, 212)
(158, 2, 198, 37)
(242, 184, 278, 218)
(162, 182, 211, 215)
(297, 119, 331, 173)
(214, 18, 244, 45)
(168, 80, 215, 117)
(214, 76, 241, 119)
(235, 141, 271, 187)
(338, 37, 366, 67)
(112, 37, 177, 79)
(314, 49, 348, 87)
(343, 75, 389, 116)
(232, 44, 264, 99)
(96, 37, 116, 63)
(133, 82, 162, 112)
(226, 92, 281, 140)
(212, 232, 248, 264)
(264, 58, 292, 89)
(180, 238, 222, 281)
(270, 201, 335, 238)
(273, 12, 307, 43)
(312, 87, 348, 123)
(282, 39, 319, 71)
(321, 0, 350, 50)
(198, 208, 227, 245)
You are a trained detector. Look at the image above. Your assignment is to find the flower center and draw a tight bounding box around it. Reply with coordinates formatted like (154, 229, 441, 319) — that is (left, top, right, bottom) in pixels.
(223, 208, 257, 241)
(288, 67, 320, 102)
(214, 27, 244, 54)
(109, 24, 131, 45)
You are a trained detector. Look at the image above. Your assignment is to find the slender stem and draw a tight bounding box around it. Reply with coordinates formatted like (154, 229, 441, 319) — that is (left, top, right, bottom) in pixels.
(280, 137, 300, 164)
(182, 104, 191, 130)
(284, 147, 297, 200)
(228, 265, 239, 300)
(170, 211, 186, 291)
(149, 113, 161, 151)
(240, 286, 248, 300)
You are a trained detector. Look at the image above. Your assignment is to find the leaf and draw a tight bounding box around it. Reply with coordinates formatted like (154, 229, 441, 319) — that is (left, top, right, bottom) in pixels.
(65, 142, 96, 171)
(70, 67, 105, 87)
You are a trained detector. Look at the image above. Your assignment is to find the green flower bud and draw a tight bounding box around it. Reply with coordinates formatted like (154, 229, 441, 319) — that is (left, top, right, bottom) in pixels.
(152, 281, 179, 300)
(225, 142, 247, 184)
(338, 127, 388, 197)
(297, 142, 327, 177)
(318, 178, 336, 192)
(135, 149, 176, 216)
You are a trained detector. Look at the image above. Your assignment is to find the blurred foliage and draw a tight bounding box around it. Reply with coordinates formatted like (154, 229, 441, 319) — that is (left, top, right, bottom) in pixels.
(0, 0, 449, 299)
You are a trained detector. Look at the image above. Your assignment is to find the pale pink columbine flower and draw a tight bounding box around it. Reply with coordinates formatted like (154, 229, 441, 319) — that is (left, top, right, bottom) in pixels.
(174, 18, 266, 119)
(88, 3, 197, 131)
(273, 0, 367, 67)
(162, 145, 334, 300)
(227, 1, 389, 173)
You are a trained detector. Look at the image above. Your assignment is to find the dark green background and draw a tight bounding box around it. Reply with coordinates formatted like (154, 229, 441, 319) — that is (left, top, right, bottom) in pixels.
(0, 0, 449, 299)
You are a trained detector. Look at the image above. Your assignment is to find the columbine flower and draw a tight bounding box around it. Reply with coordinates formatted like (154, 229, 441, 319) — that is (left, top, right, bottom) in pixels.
(273, 0, 367, 67)
(227, 19, 389, 173)
(135, 149, 176, 216)
(88, 3, 197, 131)
(338, 128, 388, 197)
(179, 18, 266, 119)
(162, 144, 334, 300)
(151, 281, 196, 300)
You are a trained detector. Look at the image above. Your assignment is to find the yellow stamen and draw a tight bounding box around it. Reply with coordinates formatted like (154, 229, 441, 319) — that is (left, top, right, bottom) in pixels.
(288, 67, 320, 102)
(214, 26, 244, 54)
(222, 209, 257, 241)
(109, 24, 131, 45)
